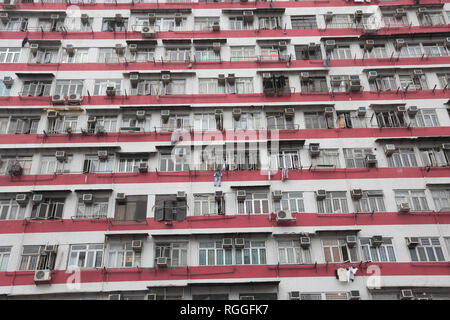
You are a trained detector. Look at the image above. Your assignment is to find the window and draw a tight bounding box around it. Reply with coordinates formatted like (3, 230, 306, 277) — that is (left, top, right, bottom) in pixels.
(301, 77, 328, 93)
(165, 47, 190, 62)
(365, 45, 388, 59)
(354, 191, 386, 213)
(331, 45, 352, 60)
(273, 192, 304, 213)
(2, 116, 40, 134)
(237, 192, 269, 215)
(311, 149, 341, 168)
(199, 241, 232, 266)
(155, 242, 188, 267)
(162, 114, 191, 131)
(88, 115, 117, 134)
(194, 17, 219, 31)
(107, 242, 141, 268)
(28, 47, 59, 64)
(155, 17, 185, 31)
(154, 194, 187, 221)
(369, 75, 397, 91)
(259, 16, 281, 30)
(382, 14, 409, 27)
(0, 156, 32, 175)
(48, 115, 78, 134)
(21, 80, 52, 97)
(326, 14, 353, 28)
(295, 45, 322, 60)
(322, 239, 358, 263)
(317, 191, 348, 213)
(0, 17, 28, 32)
(40, 155, 72, 174)
(278, 240, 311, 264)
(277, 150, 301, 169)
(291, 16, 317, 29)
(94, 79, 121, 96)
(0, 82, 10, 97)
(419, 147, 448, 167)
(423, 43, 449, 57)
(68, 244, 104, 268)
(226, 148, 259, 171)
(229, 17, 252, 30)
(399, 74, 428, 91)
(54, 80, 83, 97)
(235, 78, 254, 94)
(129, 47, 155, 62)
(0, 197, 26, 220)
(194, 194, 219, 216)
(117, 157, 148, 173)
(234, 112, 262, 130)
(98, 48, 122, 63)
(83, 154, 114, 173)
(266, 112, 295, 130)
(195, 47, 220, 62)
(102, 18, 128, 32)
(337, 111, 367, 129)
(194, 113, 217, 131)
(19, 245, 57, 271)
(0, 247, 11, 271)
(431, 190, 450, 211)
(375, 110, 408, 128)
(38, 17, 64, 32)
(114, 195, 147, 222)
(235, 241, 266, 265)
(395, 190, 430, 211)
(387, 148, 418, 167)
(360, 238, 396, 262)
(344, 148, 373, 168)
(411, 109, 439, 127)
(409, 237, 445, 262)
(121, 115, 151, 131)
(0, 48, 21, 63)
(260, 46, 284, 61)
(438, 73, 450, 89)
(304, 112, 329, 129)
(76, 195, 109, 219)
(61, 48, 89, 63)
(30, 196, 65, 220)
(418, 11, 445, 26)
(159, 151, 190, 172)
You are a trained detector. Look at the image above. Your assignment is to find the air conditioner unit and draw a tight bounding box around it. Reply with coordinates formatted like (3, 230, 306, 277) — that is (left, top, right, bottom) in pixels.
(395, 39, 405, 50)
(215, 109, 223, 119)
(227, 73, 235, 84)
(131, 240, 143, 251)
(278, 41, 287, 49)
(47, 110, 59, 120)
(15, 194, 28, 206)
(354, 10, 363, 19)
(177, 191, 186, 200)
(135, 110, 145, 120)
(234, 238, 245, 248)
(129, 73, 139, 87)
(309, 144, 320, 157)
(300, 72, 310, 81)
(370, 235, 383, 247)
(218, 74, 226, 85)
(161, 110, 170, 120)
(175, 13, 182, 24)
(52, 94, 65, 105)
(346, 235, 357, 247)
(364, 40, 374, 51)
(0, 13, 9, 24)
(351, 189, 363, 199)
(138, 162, 148, 173)
(34, 269, 51, 283)
(129, 44, 138, 52)
(400, 289, 414, 300)
(398, 202, 410, 213)
(115, 14, 123, 23)
(141, 26, 156, 38)
(308, 43, 319, 51)
(350, 80, 362, 92)
(365, 154, 377, 167)
(108, 294, 121, 300)
(300, 236, 311, 248)
(417, 8, 427, 16)
(284, 108, 295, 118)
(32, 194, 43, 204)
(237, 190, 246, 201)
(289, 291, 301, 300)
(406, 237, 420, 248)
(331, 76, 343, 87)
(407, 106, 418, 116)
(81, 13, 89, 24)
(65, 44, 74, 56)
(384, 144, 396, 156)
(368, 71, 378, 82)
(324, 107, 334, 117)
(61, 92, 79, 104)
(30, 43, 39, 54)
(148, 13, 156, 24)
(397, 105, 406, 113)
(161, 74, 171, 84)
(357, 106, 367, 116)
(87, 116, 97, 124)
(97, 150, 108, 160)
(395, 8, 406, 18)
(243, 11, 254, 22)
(232, 108, 242, 119)
(212, 22, 220, 31)
(156, 257, 168, 267)
(145, 294, 156, 300)
(44, 244, 57, 254)
(325, 12, 334, 22)
(262, 72, 272, 79)
(413, 69, 424, 77)
(441, 143, 450, 150)
(3, 76, 13, 86)
(50, 14, 60, 21)
(215, 190, 224, 200)
(316, 189, 326, 200)
(272, 190, 282, 200)
(106, 86, 116, 96)
(349, 290, 360, 300)
(55, 151, 66, 161)
(363, 24, 378, 33)
(116, 193, 126, 203)
(325, 40, 336, 51)
(222, 238, 233, 249)
(82, 193, 93, 204)
(213, 42, 221, 53)
(276, 210, 294, 222)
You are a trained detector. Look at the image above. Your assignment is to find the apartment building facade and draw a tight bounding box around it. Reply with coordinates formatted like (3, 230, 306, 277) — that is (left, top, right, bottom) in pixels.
(0, 0, 449, 300)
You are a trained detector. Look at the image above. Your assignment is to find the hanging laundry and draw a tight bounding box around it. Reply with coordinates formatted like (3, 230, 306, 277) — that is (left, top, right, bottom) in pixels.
(349, 267, 358, 282)
(336, 268, 348, 282)
(281, 168, 289, 181)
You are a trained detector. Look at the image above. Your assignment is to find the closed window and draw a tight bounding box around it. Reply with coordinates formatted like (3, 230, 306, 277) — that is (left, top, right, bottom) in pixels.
(311, 149, 341, 168)
(278, 240, 311, 264)
(0, 48, 21, 63)
(0, 247, 11, 271)
(387, 148, 418, 167)
(54, 80, 83, 96)
(48, 115, 78, 134)
(114, 195, 147, 222)
(0, 198, 26, 220)
(277, 150, 300, 169)
(107, 242, 141, 268)
(369, 75, 397, 91)
(0, 157, 32, 175)
(237, 192, 269, 215)
(234, 112, 262, 130)
(194, 194, 219, 216)
(121, 115, 151, 131)
(61, 48, 89, 63)
(360, 238, 396, 262)
(155, 242, 188, 267)
(194, 17, 219, 31)
(353, 191, 386, 213)
(117, 157, 148, 173)
(165, 47, 190, 62)
(76, 195, 109, 219)
(331, 46, 352, 60)
(365, 45, 388, 59)
(83, 154, 114, 173)
(344, 148, 373, 168)
(229, 17, 252, 30)
(3, 117, 39, 134)
(68, 244, 104, 269)
(88, 115, 117, 134)
(431, 190, 450, 211)
(291, 16, 317, 29)
(395, 190, 429, 211)
(408, 237, 445, 262)
(317, 191, 348, 214)
(411, 109, 439, 127)
(235, 241, 266, 265)
(194, 113, 217, 131)
(199, 241, 232, 266)
(159, 152, 190, 172)
(40, 155, 73, 174)
(399, 74, 428, 91)
(94, 79, 121, 96)
(267, 112, 294, 130)
(273, 192, 304, 213)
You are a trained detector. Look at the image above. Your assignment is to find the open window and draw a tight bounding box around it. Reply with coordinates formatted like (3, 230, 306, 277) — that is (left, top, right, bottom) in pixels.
(114, 195, 147, 222)
(154, 194, 187, 222)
